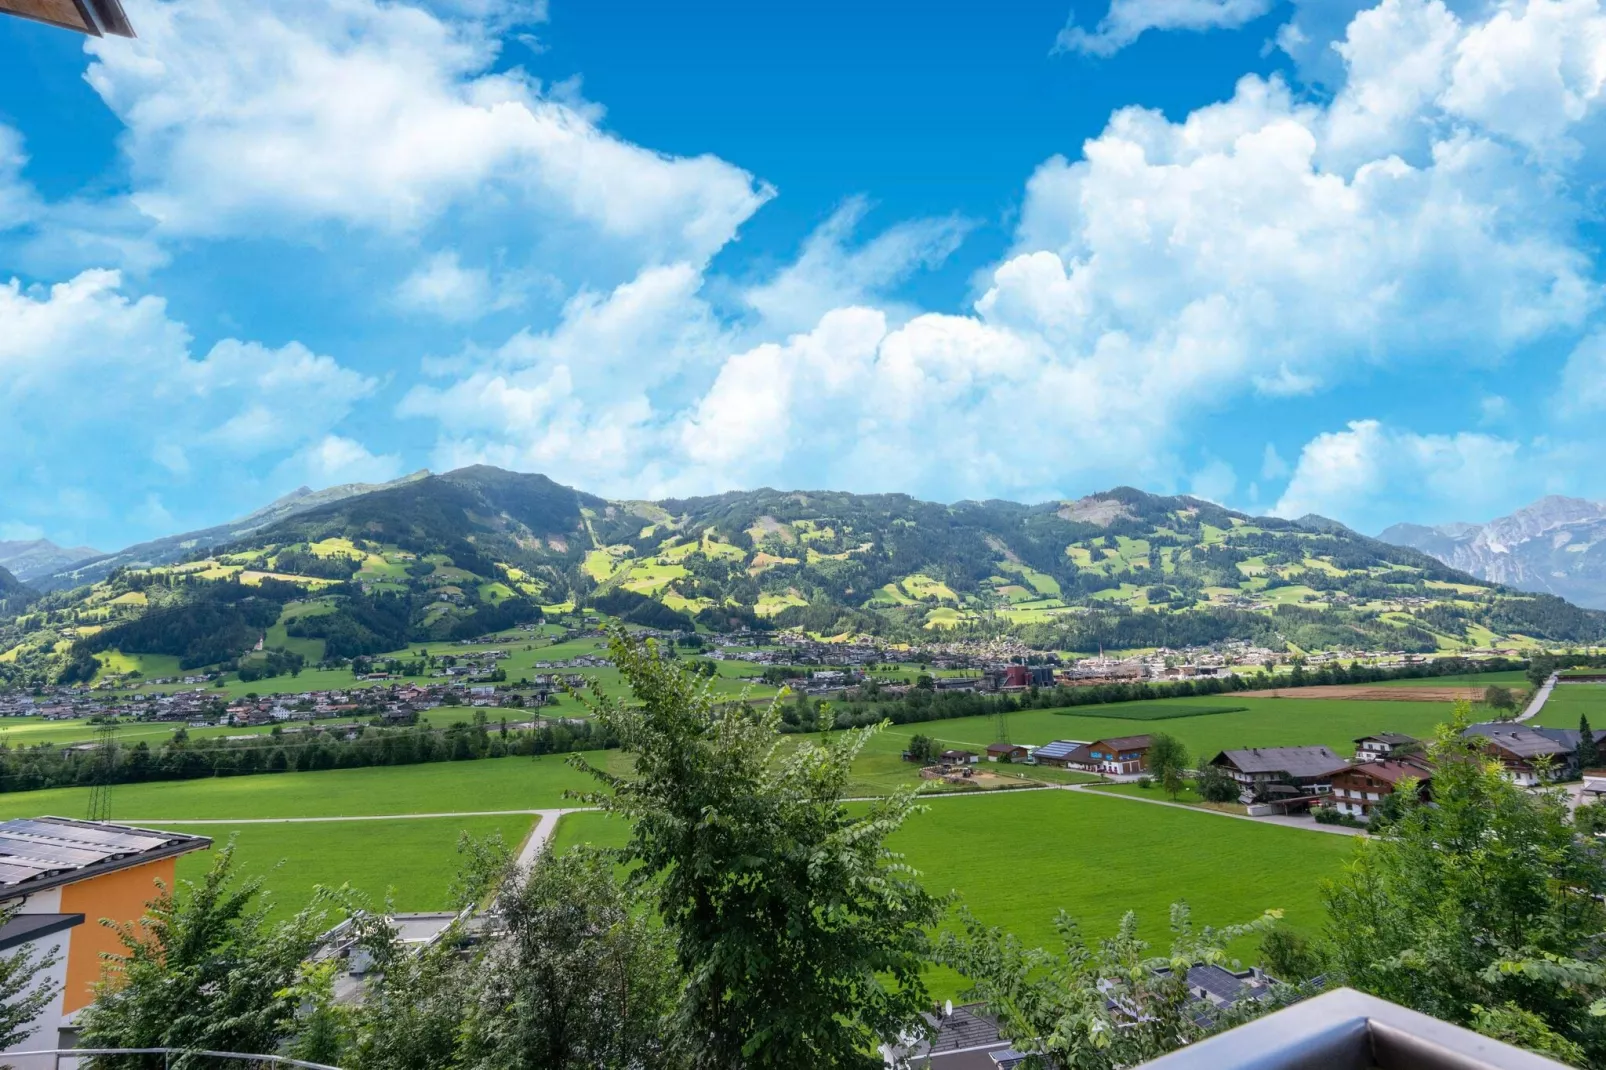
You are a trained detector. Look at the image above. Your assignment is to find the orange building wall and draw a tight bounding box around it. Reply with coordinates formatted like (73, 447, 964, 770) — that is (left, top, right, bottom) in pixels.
(58, 857, 177, 1013)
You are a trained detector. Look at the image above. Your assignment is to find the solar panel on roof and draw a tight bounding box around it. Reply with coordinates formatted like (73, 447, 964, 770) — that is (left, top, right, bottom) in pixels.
(0, 838, 110, 866)
(1, 820, 168, 853)
(0, 863, 50, 885)
(1188, 966, 1247, 1001)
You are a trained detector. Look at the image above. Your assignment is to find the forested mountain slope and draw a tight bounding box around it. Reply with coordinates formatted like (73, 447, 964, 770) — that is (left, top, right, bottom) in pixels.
(3, 469, 1602, 688)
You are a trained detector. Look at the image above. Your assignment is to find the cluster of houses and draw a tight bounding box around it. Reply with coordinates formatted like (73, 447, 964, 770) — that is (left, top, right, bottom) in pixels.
(933, 721, 1606, 816)
(0, 676, 559, 739)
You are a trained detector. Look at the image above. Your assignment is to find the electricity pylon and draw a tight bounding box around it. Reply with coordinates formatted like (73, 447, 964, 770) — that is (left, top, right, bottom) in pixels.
(86, 721, 116, 823)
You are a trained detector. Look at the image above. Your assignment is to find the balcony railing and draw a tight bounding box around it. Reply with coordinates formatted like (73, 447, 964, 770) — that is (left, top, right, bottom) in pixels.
(1135, 988, 1569, 1070)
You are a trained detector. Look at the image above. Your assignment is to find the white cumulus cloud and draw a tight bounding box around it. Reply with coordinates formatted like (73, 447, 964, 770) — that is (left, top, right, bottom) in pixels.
(85, 0, 771, 270)
(1056, 0, 1276, 55)
(1273, 419, 1524, 528)
(0, 269, 378, 538)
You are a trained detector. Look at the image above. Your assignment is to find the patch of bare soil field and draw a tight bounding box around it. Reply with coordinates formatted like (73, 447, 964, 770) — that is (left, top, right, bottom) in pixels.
(1237, 686, 1490, 702)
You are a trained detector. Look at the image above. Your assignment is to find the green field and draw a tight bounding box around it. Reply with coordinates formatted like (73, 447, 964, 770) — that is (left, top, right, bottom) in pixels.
(551, 788, 1355, 998)
(174, 814, 538, 921)
(863, 695, 1458, 764)
(1060, 701, 1248, 721)
(0, 751, 627, 821)
(1533, 682, 1606, 729)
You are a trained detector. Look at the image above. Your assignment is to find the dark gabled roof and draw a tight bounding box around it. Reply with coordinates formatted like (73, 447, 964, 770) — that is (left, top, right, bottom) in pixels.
(1529, 727, 1606, 748)
(1212, 746, 1347, 778)
(921, 1003, 1005, 1054)
(1463, 724, 1572, 759)
(1354, 733, 1417, 746)
(0, 817, 210, 896)
(986, 742, 1025, 754)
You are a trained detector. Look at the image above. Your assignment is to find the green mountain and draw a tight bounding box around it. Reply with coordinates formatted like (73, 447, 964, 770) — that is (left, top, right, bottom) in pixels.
(34, 471, 431, 592)
(4, 468, 1602, 688)
(0, 565, 36, 618)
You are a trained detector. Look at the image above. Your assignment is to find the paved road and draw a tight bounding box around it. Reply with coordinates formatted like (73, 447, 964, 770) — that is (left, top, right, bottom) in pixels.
(514, 808, 587, 872)
(1517, 673, 1557, 722)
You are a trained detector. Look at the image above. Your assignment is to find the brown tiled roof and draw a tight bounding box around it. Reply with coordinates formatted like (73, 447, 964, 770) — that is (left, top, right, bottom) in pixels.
(1335, 760, 1431, 784)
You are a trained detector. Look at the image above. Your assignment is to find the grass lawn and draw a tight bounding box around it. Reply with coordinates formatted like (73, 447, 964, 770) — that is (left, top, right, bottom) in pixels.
(551, 789, 1355, 999)
(1085, 781, 1246, 814)
(859, 695, 1459, 766)
(0, 751, 627, 821)
(174, 813, 538, 921)
(1533, 682, 1606, 729)
(1062, 701, 1248, 721)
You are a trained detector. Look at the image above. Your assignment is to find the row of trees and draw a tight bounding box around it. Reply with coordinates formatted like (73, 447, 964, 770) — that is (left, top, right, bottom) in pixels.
(0, 718, 617, 795)
(5, 643, 1600, 1068)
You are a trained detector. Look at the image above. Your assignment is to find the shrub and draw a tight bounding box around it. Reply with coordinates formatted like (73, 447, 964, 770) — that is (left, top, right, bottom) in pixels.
(1136, 775, 1153, 789)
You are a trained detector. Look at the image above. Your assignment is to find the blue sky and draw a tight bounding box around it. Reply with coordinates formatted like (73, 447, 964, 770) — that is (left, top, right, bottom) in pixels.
(2, 0, 1604, 552)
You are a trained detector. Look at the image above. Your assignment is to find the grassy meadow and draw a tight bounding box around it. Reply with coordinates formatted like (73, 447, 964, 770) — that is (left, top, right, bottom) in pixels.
(173, 813, 538, 921)
(551, 788, 1357, 999)
(1533, 682, 1606, 729)
(0, 750, 630, 821)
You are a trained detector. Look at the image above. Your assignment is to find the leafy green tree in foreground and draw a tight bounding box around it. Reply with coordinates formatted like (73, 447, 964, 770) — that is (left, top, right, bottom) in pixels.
(78, 841, 336, 1069)
(345, 834, 680, 1070)
(938, 903, 1287, 1070)
(1147, 733, 1189, 800)
(573, 630, 944, 1069)
(1322, 701, 1606, 1064)
(0, 900, 62, 1051)
(460, 846, 681, 1070)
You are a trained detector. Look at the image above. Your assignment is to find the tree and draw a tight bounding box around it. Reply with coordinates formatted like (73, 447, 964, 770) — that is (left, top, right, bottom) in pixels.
(907, 734, 936, 763)
(937, 903, 1287, 1070)
(1484, 685, 1516, 715)
(0, 901, 62, 1050)
(1576, 800, 1606, 835)
(458, 846, 681, 1070)
(77, 841, 336, 1068)
(1194, 761, 1240, 803)
(572, 630, 944, 1069)
(1259, 922, 1322, 983)
(1147, 733, 1189, 800)
(1578, 714, 1599, 772)
(1321, 701, 1606, 1064)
